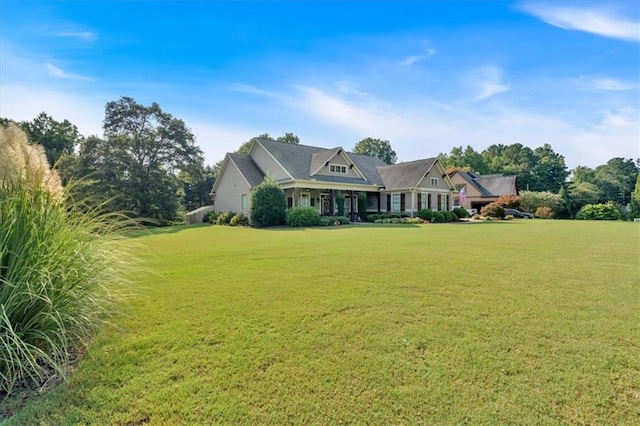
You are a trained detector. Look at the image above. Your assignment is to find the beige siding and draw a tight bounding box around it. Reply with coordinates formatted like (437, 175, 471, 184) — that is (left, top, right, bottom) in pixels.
(214, 161, 251, 214)
(251, 143, 290, 180)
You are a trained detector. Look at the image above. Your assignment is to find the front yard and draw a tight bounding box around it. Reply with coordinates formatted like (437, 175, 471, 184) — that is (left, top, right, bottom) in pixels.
(6, 221, 639, 424)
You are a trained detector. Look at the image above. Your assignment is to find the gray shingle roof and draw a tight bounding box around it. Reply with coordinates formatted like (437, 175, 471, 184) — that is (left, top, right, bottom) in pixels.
(256, 139, 384, 186)
(455, 171, 517, 197)
(376, 158, 437, 189)
(310, 147, 342, 175)
(228, 153, 265, 187)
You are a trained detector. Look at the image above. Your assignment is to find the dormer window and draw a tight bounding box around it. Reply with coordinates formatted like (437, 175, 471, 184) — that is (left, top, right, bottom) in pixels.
(330, 164, 347, 174)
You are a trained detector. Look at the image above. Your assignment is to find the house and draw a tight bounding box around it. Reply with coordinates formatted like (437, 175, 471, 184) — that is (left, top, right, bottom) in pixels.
(211, 139, 455, 220)
(449, 170, 517, 211)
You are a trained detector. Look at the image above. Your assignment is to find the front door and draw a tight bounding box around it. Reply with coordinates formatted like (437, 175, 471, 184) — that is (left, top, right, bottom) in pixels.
(321, 194, 332, 216)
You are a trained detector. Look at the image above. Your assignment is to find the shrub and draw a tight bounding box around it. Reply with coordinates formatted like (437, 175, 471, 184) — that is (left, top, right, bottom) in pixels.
(576, 203, 620, 220)
(250, 176, 286, 228)
(216, 211, 234, 225)
(495, 195, 522, 209)
(203, 210, 219, 223)
(0, 125, 132, 394)
(229, 212, 249, 226)
(331, 216, 350, 225)
(444, 211, 459, 222)
(432, 212, 446, 223)
(286, 207, 320, 227)
(535, 206, 553, 219)
(520, 191, 563, 216)
(417, 209, 434, 221)
(452, 207, 469, 219)
(480, 202, 506, 218)
(318, 217, 333, 226)
(504, 214, 514, 220)
(472, 214, 481, 220)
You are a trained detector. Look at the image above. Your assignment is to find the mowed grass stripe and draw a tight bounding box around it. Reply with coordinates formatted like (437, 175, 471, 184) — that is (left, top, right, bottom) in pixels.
(7, 221, 640, 424)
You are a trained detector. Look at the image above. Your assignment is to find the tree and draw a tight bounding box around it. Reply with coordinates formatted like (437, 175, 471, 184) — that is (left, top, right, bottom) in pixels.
(593, 158, 638, 205)
(65, 97, 204, 223)
(18, 112, 83, 167)
(353, 137, 397, 164)
(249, 175, 286, 227)
(530, 144, 569, 192)
(520, 191, 564, 216)
(180, 164, 215, 212)
(439, 145, 488, 174)
(630, 173, 640, 219)
(482, 143, 537, 191)
(276, 132, 300, 144)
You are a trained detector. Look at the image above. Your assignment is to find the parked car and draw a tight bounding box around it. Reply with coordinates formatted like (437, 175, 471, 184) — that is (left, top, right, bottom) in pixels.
(505, 208, 534, 219)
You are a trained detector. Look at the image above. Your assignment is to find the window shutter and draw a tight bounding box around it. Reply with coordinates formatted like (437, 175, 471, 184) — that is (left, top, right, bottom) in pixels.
(437, 194, 441, 211)
(428, 193, 432, 209)
(417, 193, 422, 209)
(387, 194, 391, 212)
(400, 193, 405, 211)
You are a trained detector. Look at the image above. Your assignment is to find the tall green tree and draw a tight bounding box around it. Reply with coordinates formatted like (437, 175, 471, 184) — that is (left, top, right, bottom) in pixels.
(18, 112, 83, 167)
(353, 137, 397, 164)
(65, 97, 204, 223)
(593, 158, 638, 205)
(439, 145, 488, 174)
(530, 144, 569, 192)
(276, 132, 300, 144)
(630, 173, 640, 219)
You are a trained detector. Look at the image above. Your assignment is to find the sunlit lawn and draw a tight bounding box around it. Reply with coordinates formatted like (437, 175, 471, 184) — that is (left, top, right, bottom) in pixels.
(6, 220, 640, 424)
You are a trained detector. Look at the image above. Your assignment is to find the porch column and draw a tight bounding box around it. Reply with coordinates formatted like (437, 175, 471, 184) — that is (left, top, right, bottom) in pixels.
(411, 190, 416, 217)
(349, 190, 356, 221)
(329, 189, 335, 215)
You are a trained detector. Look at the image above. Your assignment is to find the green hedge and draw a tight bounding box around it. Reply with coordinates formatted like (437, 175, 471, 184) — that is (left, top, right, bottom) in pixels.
(286, 207, 320, 227)
(576, 203, 620, 220)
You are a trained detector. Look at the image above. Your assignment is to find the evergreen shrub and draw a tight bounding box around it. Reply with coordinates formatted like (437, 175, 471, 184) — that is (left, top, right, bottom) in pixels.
(285, 207, 320, 227)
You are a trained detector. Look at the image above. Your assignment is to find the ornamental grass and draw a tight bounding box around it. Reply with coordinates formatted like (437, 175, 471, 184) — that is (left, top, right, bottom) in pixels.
(1, 123, 133, 395)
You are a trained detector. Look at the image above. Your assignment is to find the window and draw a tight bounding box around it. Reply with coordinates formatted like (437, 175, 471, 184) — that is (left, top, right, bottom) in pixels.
(440, 194, 447, 211)
(392, 193, 401, 212)
(300, 192, 310, 207)
(241, 194, 248, 211)
(329, 164, 347, 174)
(430, 177, 439, 187)
(419, 192, 428, 209)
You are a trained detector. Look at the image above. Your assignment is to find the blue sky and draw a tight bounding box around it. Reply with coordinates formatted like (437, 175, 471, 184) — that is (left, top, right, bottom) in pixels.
(1, 1, 638, 169)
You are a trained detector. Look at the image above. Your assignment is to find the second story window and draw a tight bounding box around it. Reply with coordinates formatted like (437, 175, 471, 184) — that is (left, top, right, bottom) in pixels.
(330, 164, 347, 174)
(430, 177, 438, 186)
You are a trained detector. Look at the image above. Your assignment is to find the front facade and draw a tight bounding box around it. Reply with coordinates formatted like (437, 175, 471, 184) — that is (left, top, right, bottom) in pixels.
(211, 139, 456, 219)
(449, 170, 518, 211)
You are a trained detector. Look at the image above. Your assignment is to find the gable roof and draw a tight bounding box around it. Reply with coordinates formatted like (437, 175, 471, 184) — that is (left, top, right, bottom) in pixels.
(256, 139, 384, 186)
(309, 147, 342, 175)
(453, 171, 517, 197)
(376, 158, 438, 189)
(228, 153, 265, 187)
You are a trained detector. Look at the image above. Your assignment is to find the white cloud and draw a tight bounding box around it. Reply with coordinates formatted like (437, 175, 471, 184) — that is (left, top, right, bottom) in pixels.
(520, 2, 640, 43)
(465, 65, 510, 101)
(57, 31, 97, 43)
(398, 48, 436, 67)
(44, 63, 92, 81)
(574, 76, 638, 91)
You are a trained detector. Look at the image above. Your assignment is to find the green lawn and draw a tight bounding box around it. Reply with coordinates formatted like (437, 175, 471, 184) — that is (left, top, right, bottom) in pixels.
(5, 221, 640, 424)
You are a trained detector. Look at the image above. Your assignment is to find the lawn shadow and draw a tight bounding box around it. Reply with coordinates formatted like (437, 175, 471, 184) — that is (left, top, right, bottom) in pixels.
(126, 223, 210, 238)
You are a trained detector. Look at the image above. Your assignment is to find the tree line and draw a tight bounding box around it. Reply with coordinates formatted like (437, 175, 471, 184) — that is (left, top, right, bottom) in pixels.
(3, 96, 638, 223)
(438, 144, 639, 218)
